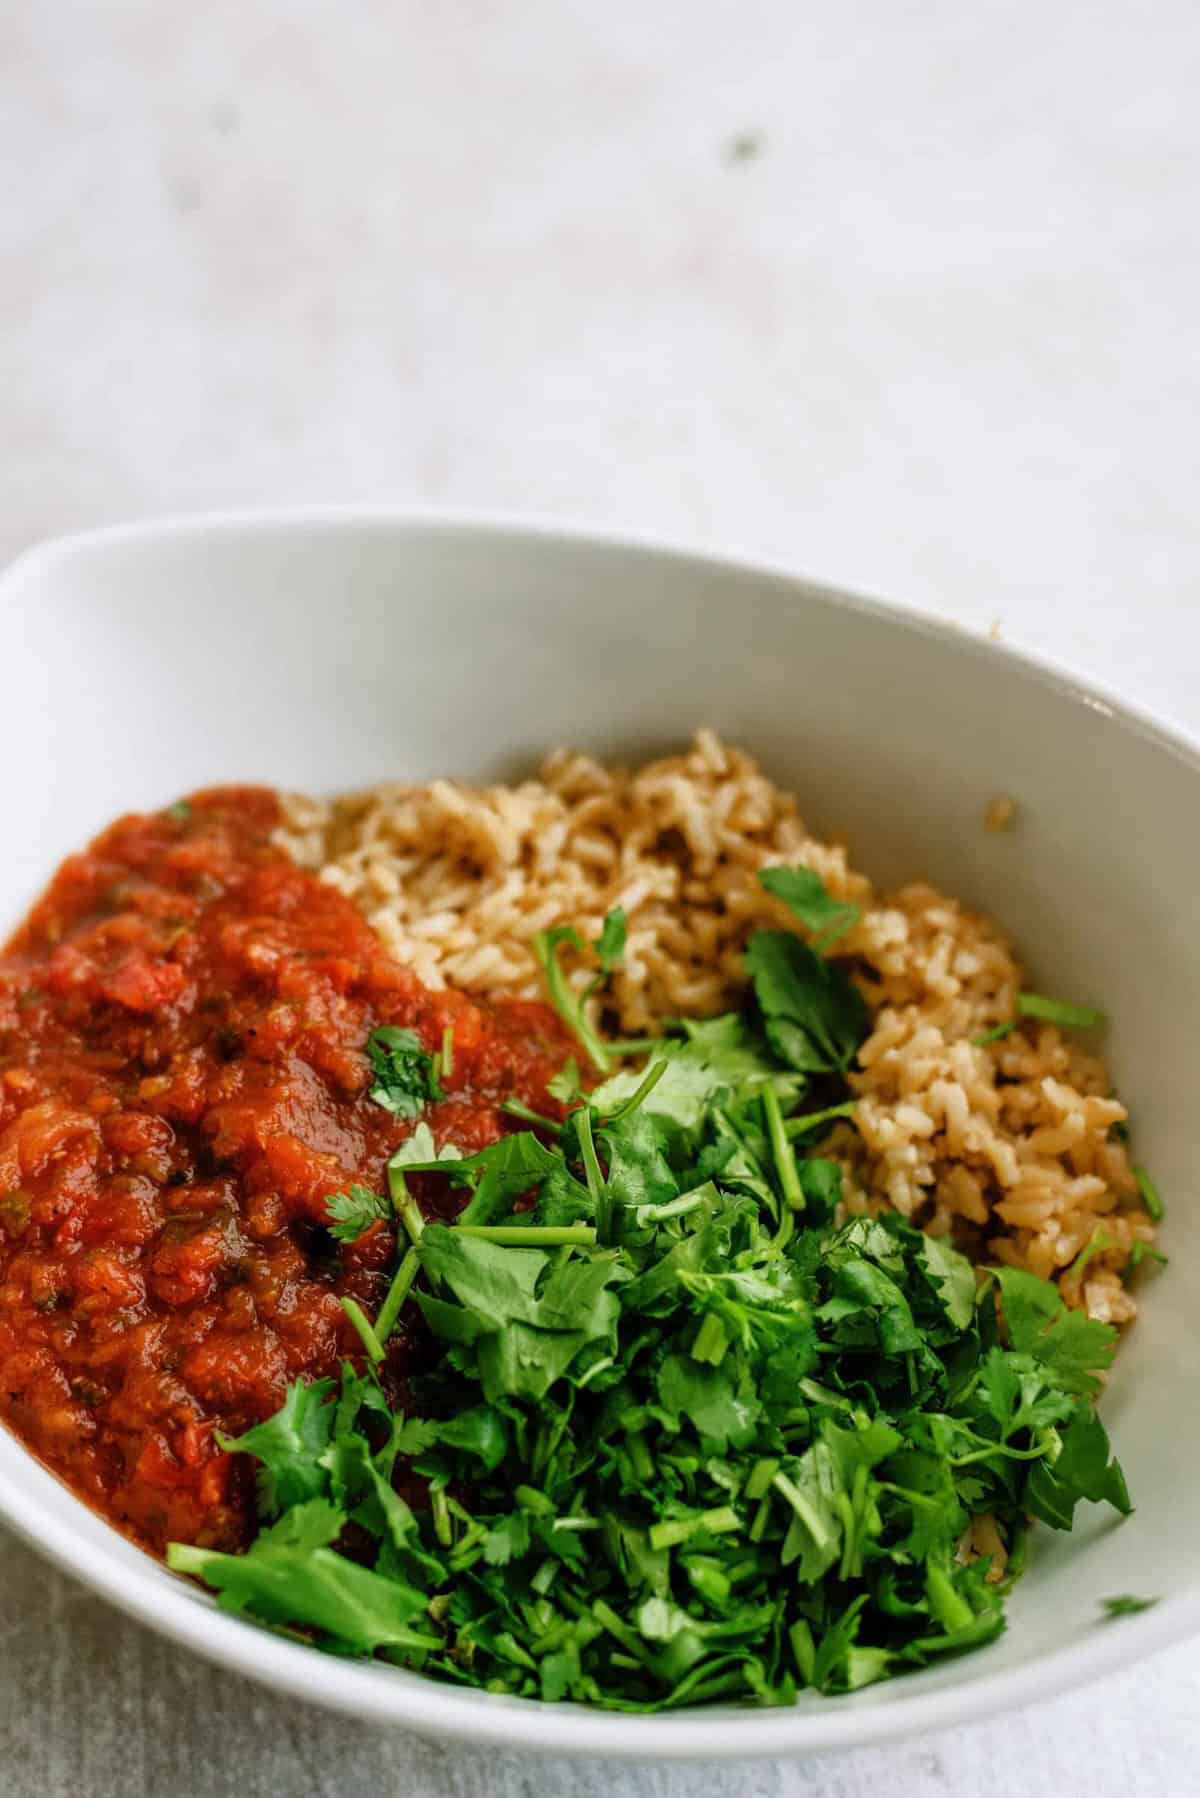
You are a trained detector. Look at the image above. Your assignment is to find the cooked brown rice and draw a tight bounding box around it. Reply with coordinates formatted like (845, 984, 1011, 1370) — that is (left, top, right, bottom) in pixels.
(277, 730, 1156, 1322)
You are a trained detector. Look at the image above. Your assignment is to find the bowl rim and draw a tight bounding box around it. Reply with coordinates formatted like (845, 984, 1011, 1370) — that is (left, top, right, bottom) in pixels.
(0, 504, 1195, 1759)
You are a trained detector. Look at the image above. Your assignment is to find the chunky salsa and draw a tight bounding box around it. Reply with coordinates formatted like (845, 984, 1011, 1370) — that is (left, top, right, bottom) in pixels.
(0, 791, 573, 1554)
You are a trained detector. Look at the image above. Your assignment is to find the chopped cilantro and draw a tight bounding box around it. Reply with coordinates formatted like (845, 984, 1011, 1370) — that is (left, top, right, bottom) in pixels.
(743, 930, 869, 1074)
(1100, 1594, 1158, 1618)
(758, 867, 861, 948)
(165, 799, 191, 823)
(177, 902, 1133, 1711)
(548, 1058, 584, 1106)
(1134, 1165, 1165, 1222)
(1016, 993, 1106, 1031)
(326, 1183, 393, 1245)
(366, 1026, 445, 1117)
(533, 910, 628, 1074)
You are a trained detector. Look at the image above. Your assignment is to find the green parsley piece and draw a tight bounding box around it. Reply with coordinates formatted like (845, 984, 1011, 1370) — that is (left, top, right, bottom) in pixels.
(165, 798, 191, 824)
(1133, 1165, 1165, 1222)
(743, 931, 869, 1075)
(1100, 1594, 1158, 1618)
(973, 1020, 1017, 1047)
(758, 866, 862, 949)
(532, 909, 628, 1074)
(326, 1183, 393, 1245)
(366, 1026, 446, 1118)
(1016, 993, 1106, 1031)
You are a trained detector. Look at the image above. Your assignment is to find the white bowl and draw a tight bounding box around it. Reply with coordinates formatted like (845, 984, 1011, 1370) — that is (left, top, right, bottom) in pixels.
(0, 511, 1195, 1759)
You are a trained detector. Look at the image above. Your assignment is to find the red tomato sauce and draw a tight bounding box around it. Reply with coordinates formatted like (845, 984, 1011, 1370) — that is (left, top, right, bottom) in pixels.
(0, 791, 573, 1554)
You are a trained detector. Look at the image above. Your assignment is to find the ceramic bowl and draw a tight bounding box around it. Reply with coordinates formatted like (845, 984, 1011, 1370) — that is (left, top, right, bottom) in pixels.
(0, 512, 1195, 1758)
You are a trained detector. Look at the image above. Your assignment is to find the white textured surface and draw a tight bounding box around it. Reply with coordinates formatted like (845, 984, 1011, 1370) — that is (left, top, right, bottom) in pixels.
(2, 1, 1199, 1791)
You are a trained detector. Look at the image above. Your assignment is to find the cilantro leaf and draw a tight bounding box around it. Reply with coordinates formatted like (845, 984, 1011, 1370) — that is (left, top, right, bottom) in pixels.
(326, 1183, 393, 1245)
(1026, 1407, 1131, 1529)
(167, 1501, 437, 1652)
(758, 866, 861, 948)
(548, 1058, 583, 1106)
(219, 1377, 336, 1517)
(366, 1026, 445, 1117)
(388, 1121, 463, 1171)
(992, 1266, 1118, 1396)
(743, 930, 869, 1074)
(396, 1131, 560, 1227)
(916, 1233, 977, 1331)
(594, 907, 627, 973)
(591, 1015, 802, 1140)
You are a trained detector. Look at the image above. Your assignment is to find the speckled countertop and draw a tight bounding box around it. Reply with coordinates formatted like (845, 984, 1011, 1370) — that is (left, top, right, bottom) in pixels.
(3, 3, 1199, 1792)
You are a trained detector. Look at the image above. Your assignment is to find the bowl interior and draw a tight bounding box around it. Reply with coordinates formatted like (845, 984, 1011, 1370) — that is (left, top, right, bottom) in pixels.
(0, 514, 1195, 1757)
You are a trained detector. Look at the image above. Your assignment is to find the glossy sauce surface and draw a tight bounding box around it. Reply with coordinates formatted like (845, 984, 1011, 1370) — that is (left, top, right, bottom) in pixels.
(0, 792, 572, 1552)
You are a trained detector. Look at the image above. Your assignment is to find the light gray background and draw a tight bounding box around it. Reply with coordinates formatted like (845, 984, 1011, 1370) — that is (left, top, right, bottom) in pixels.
(2, 2, 1197, 1792)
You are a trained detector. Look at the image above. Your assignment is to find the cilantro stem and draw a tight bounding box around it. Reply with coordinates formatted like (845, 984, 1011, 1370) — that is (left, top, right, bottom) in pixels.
(789, 1618, 816, 1685)
(1064, 1227, 1113, 1287)
(648, 1506, 740, 1550)
(784, 1100, 858, 1139)
(386, 1166, 427, 1244)
(455, 1224, 597, 1246)
(500, 1098, 564, 1134)
(925, 1562, 975, 1632)
(602, 1058, 669, 1124)
(576, 1108, 610, 1241)
(441, 1025, 454, 1080)
(1134, 1165, 1165, 1222)
(430, 1486, 453, 1547)
(605, 1037, 660, 1056)
(514, 1484, 556, 1517)
(374, 1246, 420, 1345)
(635, 1192, 706, 1225)
(763, 1087, 804, 1211)
(973, 1021, 1017, 1047)
(690, 1312, 729, 1366)
(771, 1471, 832, 1549)
(591, 1600, 657, 1668)
(532, 932, 612, 1074)
(338, 1296, 385, 1364)
(743, 1457, 780, 1501)
(1017, 992, 1106, 1031)
(624, 1430, 655, 1483)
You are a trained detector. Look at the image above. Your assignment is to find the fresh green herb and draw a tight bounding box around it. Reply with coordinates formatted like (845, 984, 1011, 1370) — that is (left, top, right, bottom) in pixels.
(531, 907, 627, 1075)
(785, 1100, 857, 1140)
(758, 867, 861, 949)
(1133, 1166, 1165, 1222)
(396, 1131, 561, 1228)
(184, 1105, 1129, 1709)
(1016, 993, 1106, 1031)
(388, 1122, 463, 1173)
(178, 907, 1132, 1711)
(594, 906, 628, 972)
(743, 931, 869, 1075)
(548, 1058, 584, 1106)
(973, 1021, 1017, 1047)
(440, 1026, 454, 1081)
(366, 1027, 446, 1118)
(326, 1184, 393, 1245)
(1064, 1228, 1113, 1288)
(1125, 1241, 1167, 1274)
(1100, 1594, 1158, 1618)
(165, 799, 191, 824)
